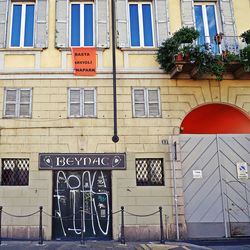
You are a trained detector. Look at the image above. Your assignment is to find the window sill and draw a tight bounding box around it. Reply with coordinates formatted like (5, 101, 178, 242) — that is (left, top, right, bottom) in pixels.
(58, 47, 106, 52)
(120, 47, 158, 52)
(0, 48, 44, 52)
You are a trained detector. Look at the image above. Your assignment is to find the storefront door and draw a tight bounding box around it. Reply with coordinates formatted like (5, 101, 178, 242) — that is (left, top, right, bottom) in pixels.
(52, 170, 112, 240)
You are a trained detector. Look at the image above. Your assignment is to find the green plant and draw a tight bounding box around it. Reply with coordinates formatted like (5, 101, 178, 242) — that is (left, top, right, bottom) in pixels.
(156, 37, 179, 72)
(240, 46, 250, 66)
(185, 44, 226, 81)
(173, 27, 199, 44)
(156, 27, 199, 72)
(240, 29, 250, 44)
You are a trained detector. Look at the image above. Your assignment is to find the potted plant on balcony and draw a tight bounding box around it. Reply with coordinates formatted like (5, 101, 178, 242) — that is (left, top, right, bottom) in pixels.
(156, 27, 199, 72)
(173, 27, 200, 44)
(240, 29, 250, 44)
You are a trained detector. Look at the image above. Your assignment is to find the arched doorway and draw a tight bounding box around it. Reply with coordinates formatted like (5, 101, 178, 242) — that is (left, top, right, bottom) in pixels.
(179, 104, 250, 238)
(180, 103, 250, 134)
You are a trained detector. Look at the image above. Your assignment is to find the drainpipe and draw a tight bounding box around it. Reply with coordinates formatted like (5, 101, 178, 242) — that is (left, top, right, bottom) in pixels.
(170, 137, 180, 240)
(111, 0, 119, 143)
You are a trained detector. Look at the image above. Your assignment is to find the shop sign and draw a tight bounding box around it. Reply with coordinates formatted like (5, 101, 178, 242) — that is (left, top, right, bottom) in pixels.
(71, 47, 96, 76)
(39, 153, 126, 170)
(236, 162, 248, 180)
(193, 170, 202, 179)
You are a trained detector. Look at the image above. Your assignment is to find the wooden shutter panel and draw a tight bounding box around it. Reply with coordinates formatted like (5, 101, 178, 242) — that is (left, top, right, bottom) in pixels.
(19, 90, 31, 117)
(55, 0, 69, 48)
(181, 0, 195, 27)
(96, 0, 109, 48)
(0, 0, 9, 48)
(116, 0, 129, 48)
(69, 89, 81, 116)
(83, 89, 95, 116)
(220, 0, 238, 53)
(34, 0, 48, 48)
(155, 0, 169, 46)
(134, 89, 146, 117)
(5, 89, 17, 117)
(148, 89, 160, 117)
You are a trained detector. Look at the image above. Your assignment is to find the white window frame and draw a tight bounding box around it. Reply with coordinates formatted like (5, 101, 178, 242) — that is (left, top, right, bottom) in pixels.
(128, 2, 155, 48)
(132, 88, 161, 118)
(9, 2, 35, 48)
(194, 2, 220, 45)
(69, 2, 95, 47)
(68, 88, 96, 118)
(4, 88, 32, 118)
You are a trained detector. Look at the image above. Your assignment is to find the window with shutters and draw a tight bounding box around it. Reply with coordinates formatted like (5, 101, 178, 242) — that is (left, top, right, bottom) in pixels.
(4, 88, 32, 118)
(116, 0, 169, 48)
(68, 88, 96, 117)
(10, 3, 35, 47)
(70, 2, 94, 47)
(194, 2, 219, 54)
(56, 0, 109, 48)
(132, 88, 161, 117)
(129, 2, 154, 47)
(136, 158, 164, 186)
(1, 159, 29, 186)
(0, 0, 48, 49)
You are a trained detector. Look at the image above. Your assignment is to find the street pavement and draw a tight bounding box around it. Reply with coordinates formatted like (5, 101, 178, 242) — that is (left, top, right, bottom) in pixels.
(1, 239, 250, 250)
(0, 240, 210, 250)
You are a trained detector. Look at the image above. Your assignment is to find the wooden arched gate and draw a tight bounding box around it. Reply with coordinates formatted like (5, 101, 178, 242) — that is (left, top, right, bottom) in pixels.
(179, 104, 250, 238)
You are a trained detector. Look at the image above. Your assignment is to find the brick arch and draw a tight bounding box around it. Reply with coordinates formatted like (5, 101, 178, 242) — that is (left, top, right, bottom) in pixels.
(180, 103, 250, 134)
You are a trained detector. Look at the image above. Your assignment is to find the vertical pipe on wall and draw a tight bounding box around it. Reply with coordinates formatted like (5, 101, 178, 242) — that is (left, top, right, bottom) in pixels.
(170, 137, 180, 240)
(111, 0, 119, 143)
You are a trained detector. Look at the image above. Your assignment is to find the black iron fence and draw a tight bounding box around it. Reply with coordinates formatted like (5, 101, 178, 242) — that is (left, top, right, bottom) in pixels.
(0, 205, 166, 246)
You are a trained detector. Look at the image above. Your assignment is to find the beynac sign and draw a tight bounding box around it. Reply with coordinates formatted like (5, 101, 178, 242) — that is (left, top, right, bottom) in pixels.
(39, 153, 126, 170)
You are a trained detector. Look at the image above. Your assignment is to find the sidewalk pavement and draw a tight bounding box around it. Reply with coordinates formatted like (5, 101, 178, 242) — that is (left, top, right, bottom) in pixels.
(0, 240, 211, 250)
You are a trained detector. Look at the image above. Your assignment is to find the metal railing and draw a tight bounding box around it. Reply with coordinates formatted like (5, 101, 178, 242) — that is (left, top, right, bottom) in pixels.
(192, 35, 248, 56)
(0, 205, 166, 246)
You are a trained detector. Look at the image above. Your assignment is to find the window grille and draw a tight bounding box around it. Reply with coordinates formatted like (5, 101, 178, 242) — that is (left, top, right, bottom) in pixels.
(1, 159, 29, 186)
(136, 158, 164, 186)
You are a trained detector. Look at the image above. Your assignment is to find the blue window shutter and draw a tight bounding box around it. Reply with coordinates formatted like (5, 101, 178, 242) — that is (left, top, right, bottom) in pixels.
(116, 0, 129, 48)
(142, 4, 153, 47)
(24, 5, 34, 47)
(71, 4, 80, 46)
(84, 4, 93, 46)
(35, 0, 48, 48)
(96, 0, 109, 48)
(55, 0, 68, 48)
(11, 5, 22, 47)
(155, 0, 169, 46)
(129, 4, 140, 47)
(0, 0, 9, 48)
(181, 0, 195, 27)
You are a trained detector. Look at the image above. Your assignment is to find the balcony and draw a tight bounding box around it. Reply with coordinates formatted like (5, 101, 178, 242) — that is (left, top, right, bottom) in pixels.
(157, 29, 250, 81)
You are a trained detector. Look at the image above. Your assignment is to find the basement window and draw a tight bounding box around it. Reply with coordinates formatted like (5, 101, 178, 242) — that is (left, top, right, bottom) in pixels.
(136, 158, 164, 186)
(1, 159, 29, 186)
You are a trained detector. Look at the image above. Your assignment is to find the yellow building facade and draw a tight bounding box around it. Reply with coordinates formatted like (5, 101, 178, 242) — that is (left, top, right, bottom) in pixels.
(0, 0, 249, 241)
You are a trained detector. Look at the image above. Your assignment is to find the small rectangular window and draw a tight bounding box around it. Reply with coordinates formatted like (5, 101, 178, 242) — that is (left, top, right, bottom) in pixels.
(133, 88, 160, 117)
(1, 159, 29, 186)
(136, 158, 164, 186)
(70, 2, 94, 47)
(68, 88, 96, 117)
(129, 2, 154, 47)
(4, 88, 32, 118)
(10, 3, 35, 47)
